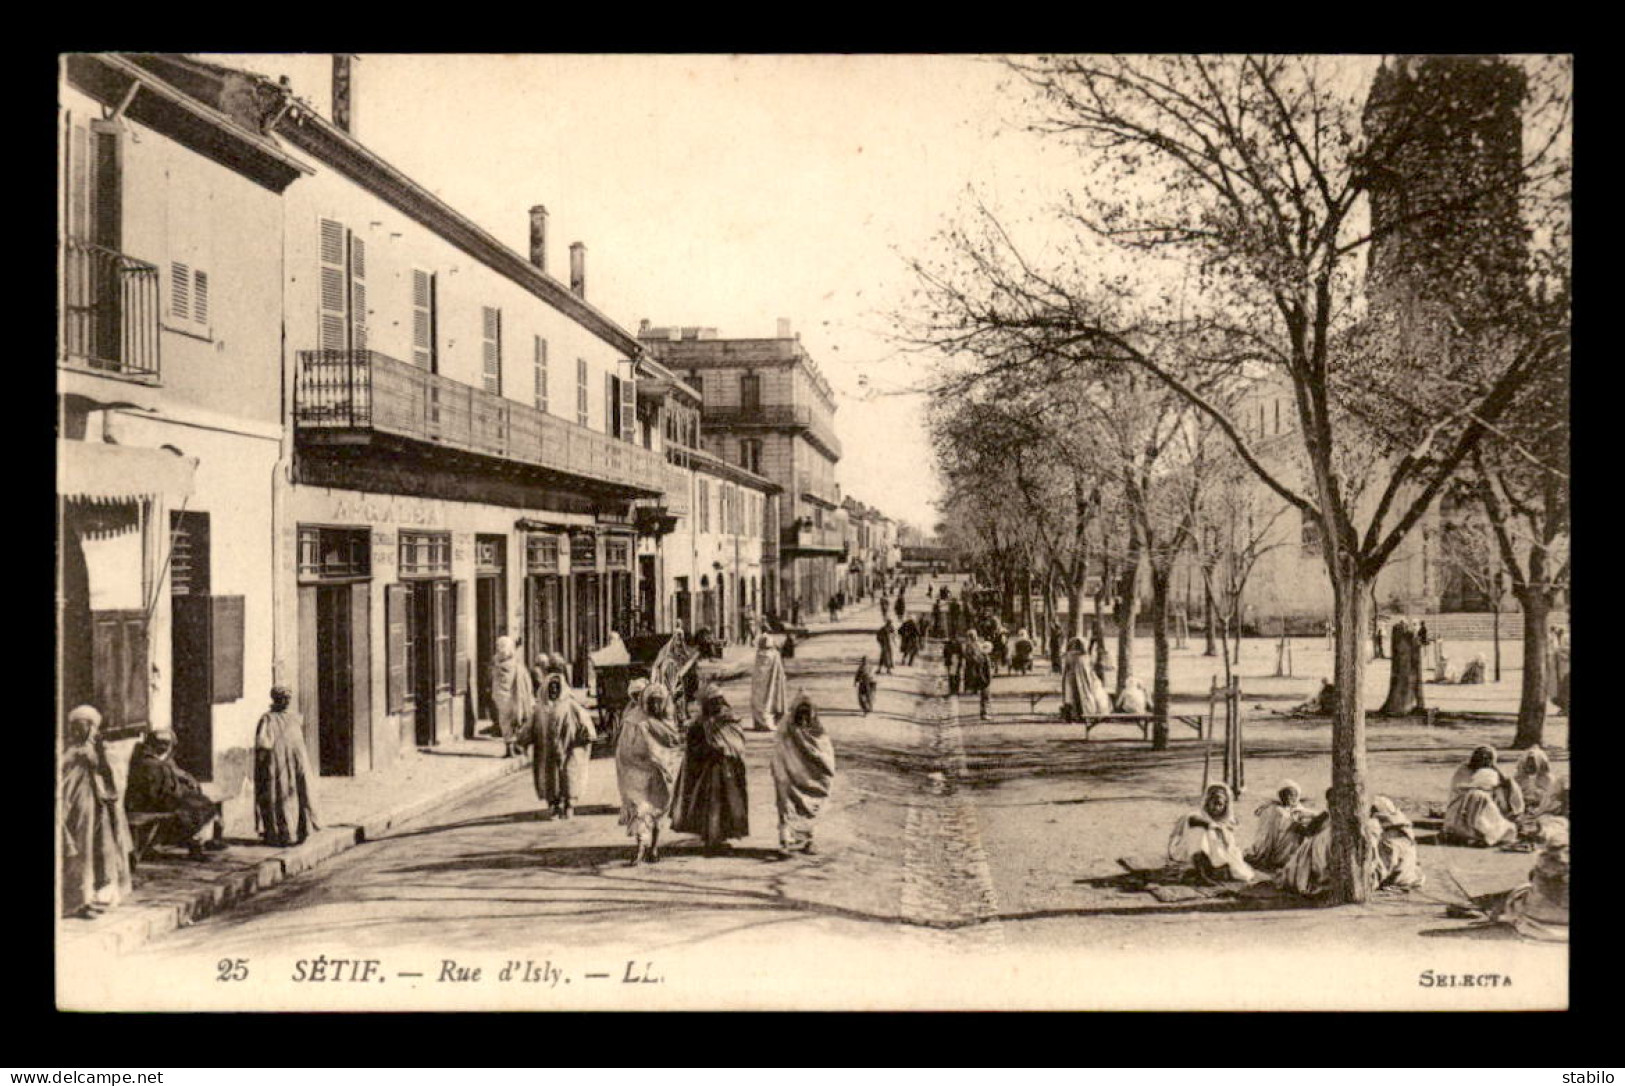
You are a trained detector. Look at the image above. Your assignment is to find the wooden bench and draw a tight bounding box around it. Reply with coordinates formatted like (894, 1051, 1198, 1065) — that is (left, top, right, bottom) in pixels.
(1076, 713, 1205, 741)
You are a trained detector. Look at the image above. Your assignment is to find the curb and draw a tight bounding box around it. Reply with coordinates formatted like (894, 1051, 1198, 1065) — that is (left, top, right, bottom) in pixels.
(65, 753, 529, 958)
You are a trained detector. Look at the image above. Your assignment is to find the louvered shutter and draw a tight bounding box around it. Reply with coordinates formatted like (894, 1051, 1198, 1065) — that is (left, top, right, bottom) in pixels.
(606, 373, 616, 435)
(385, 583, 408, 713)
(349, 234, 367, 351)
(192, 269, 209, 328)
(350, 582, 372, 771)
(454, 580, 470, 697)
(209, 595, 245, 704)
(412, 269, 434, 369)
(534, 336, 548, 411)
(621, 371, 637, 444)
(67, 117, 90, 240)
(482, 306, 501, 394)
(171, 261, 191, 322)
(318, 218, 348, 351)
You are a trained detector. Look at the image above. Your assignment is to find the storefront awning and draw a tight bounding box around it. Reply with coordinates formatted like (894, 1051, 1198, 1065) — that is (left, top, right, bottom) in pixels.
(58, 440, 197, 504)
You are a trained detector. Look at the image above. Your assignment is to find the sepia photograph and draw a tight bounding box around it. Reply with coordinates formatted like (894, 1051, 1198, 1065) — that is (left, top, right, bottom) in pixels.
(55, 52, 1572, 1012)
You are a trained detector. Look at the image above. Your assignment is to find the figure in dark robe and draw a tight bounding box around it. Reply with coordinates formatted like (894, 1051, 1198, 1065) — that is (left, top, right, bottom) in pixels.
(671, 684, 750, 852)
(855, 657, 877, 715)
(943, 636, 963, 696)
(60, 706, 133, 918)
(877, 621, 897, 674)
(899, 618, 921, 666)
(254, 685, 321, 847)
(771, 692, 836, 858)
(894, 594, 906, 622)
(930, 601, 945, 639)
(125, 728, 224, 856)
(961, 636, 993, 721)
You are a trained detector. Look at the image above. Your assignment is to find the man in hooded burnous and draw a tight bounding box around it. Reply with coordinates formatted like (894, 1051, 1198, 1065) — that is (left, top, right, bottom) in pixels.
(254, 685, 321, 847)
(671, 683, 750, 853)
(771, 692, 836, 859)
(125, 727, 225, 857)
(60, 705, 133, 918)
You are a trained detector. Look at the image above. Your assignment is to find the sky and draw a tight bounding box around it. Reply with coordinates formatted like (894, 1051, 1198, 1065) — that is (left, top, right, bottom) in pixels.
(200, 53, 1071, 533)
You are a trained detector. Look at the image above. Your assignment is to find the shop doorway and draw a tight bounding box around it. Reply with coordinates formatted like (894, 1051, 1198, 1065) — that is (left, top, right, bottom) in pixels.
(474, 535, 507, 727)
(572, 572, 600, 685)
(170, 511, 213, 780)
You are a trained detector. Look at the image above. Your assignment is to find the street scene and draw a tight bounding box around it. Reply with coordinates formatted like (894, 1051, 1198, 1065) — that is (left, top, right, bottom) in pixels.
(57, 54, 1570, 1012)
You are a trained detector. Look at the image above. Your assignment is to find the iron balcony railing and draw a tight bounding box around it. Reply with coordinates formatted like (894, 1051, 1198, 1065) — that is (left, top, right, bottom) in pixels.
(296, 348, 666, 495)
(59, 237, 161, 381)
(701, 402, 842, 460)
(782, 518, 845, 552)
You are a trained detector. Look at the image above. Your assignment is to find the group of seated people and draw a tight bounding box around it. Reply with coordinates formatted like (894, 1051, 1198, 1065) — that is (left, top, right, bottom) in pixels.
(1167, 779, 1425, 896)
(1440, 744, 1568, 849)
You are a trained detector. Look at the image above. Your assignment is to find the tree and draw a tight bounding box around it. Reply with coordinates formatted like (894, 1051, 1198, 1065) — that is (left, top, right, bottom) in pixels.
(903, 54, 1570, 903)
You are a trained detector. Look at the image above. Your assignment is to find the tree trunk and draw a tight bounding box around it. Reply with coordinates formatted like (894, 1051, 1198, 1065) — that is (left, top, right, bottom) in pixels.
(1066, 582, 1084, 642)
(1370, 584, 1385, 660)
(1115, 561, 1140, 696)
(1230, 597, 1242, 666)
(1203, 579, 1218, 656)
(1378, 621, 1426, 715)
(1150, 565, 1172, 750)
(1327, 568, 1375, 905)
(1513, 587, 1551, 749)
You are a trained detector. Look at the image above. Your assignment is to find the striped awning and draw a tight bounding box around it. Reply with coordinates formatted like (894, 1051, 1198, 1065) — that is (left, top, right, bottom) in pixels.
(58, 440, 197, 504)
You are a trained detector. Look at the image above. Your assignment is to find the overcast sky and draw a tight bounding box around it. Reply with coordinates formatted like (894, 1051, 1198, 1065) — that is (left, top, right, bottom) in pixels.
(201, 53, 1067, 532)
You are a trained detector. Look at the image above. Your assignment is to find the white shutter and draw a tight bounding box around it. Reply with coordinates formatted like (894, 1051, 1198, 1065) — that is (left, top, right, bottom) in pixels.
(318, 218, 348, 351)
(192, 269, 209, 327)
(170, 261, 191, 322)
(67, 118, 90, 241)
(621, 369, 637, 443)
(534, 335, 548, 411)
(412, 269, 433, 369)
(481, 306, 501, 394)
(349, 234, 367, 351)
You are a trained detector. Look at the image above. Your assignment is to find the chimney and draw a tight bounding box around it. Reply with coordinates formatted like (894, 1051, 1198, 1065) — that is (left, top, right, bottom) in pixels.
(777, 317, 792, 339)
(332, 54, 358, 135)
(528, 206, 549, 272)
(638, 319, 651, 335)
(569, 242, 586, 298)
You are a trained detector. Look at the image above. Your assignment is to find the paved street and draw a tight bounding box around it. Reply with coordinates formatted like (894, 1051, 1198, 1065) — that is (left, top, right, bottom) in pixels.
(60, 581, 1565, 1011)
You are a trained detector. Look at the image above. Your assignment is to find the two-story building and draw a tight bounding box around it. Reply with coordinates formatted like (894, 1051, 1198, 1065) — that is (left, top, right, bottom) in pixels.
(638, 319, 844, 619)
(123, 54, 676, 777)
(58, 54, 309, 829)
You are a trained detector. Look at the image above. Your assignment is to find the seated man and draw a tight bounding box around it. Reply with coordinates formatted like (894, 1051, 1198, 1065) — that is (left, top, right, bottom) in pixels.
(125, 728, 224, 857)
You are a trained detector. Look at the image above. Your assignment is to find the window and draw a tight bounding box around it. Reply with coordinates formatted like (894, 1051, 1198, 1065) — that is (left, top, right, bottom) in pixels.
(297, 526, 370, 581)
(534, 336, 549, 412)
(740, 438, 763, 474)
(526, 534, 561, 573)
(481, 306, 502, 395)
(412, 270, 437, 371)
(741, 372, 761, 412)
(168, 261, 210, 333)
(576, 358, 589, 428)
(318, 218, 365, 351)
(698, 479, 711, 533)
(399, 531, 451, 578)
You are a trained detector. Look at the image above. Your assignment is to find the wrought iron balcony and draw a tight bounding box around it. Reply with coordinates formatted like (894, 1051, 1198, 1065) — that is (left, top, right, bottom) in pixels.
(701, 402, 842, 460)
(296, 349, 665, 496)
(781, 517, 845, 555)
(59, 238, 161, 381)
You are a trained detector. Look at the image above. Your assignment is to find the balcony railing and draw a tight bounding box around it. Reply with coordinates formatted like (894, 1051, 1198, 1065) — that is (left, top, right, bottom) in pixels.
(782, 519, 845, 553)
(661, 463, 691, 517)
(296, 349, 665, 494)
(59, 238, 161, 381)
(701, 402, 842, 460)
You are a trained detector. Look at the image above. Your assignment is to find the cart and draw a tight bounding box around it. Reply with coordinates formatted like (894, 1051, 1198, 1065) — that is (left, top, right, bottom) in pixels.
(593, 632, 700, 747)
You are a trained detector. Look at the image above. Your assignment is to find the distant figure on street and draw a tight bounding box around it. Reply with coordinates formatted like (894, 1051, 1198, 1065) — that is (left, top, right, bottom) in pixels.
(939, 585, 950, 602)
(528, 665, 597, 820)
(930, 600, 944, 639)
(961, 635, 993, 721)
(877, 620, 897, 675)
(750, 633, 789, 732)
(790, 598, 802, 626)
(854, 657, 877, 715)
(490, 635, 534, 759)
(254, 685, 320, 848)
(894, 594, 906, 622)
(616, 680, 683, 865)
(771, 692, 836, 859)
(780, 631, 798, 660)
(1048, 622, 1063, 674)
(827, 596, 838, 623)
(943, 636, 963, 696)
(1060, 637, 1110, 721)
(948, 599, 963, 639)
(60, 705, 133, 919)
(1168, 782, 1256, 885)
(989, 625, 1008, 676)
(1010, 628, 1034, 675)
(126, 728, 225, 857)
(671, 684, 750, 853)
(1458, 654, 1487, 685)
(899, 617, 921, 667)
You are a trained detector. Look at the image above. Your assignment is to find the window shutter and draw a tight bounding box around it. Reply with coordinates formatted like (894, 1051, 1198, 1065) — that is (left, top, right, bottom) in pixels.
(534, 336, 548, 411)
(318, 218, 348, 351)
(192, 269, 209, 328)
(349, 234, 367, 351)
(621, 374, 637, 444)
(576, 358, 589, 426)
(350, 582, 372, 771)
(454, 580, 470, 697)
(412, 269, 434, 369)
(171, 261, 191, 322)
(606, 373, 616, 435)
(92, 610, 149, 731)
(434, 580, 454, 692)
(386, 583, 408, 713)
(482, 306, 501, 394)
(67, 118, 90, 240)
(297, 586, 321, 751)
(209, 595, 245, 704)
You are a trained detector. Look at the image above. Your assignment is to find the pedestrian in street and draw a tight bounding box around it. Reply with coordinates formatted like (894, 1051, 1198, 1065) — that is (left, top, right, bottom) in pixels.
(894, 593, 906, 622)
(60, 705, 133, 919)
(671, 684, 751, 853)
(771, 691, 836, 859)
(1010, 628, 1034, 676)
(930, 600, 944, 639)
(528, 663, 597, 820)
(989, 624, 1008, 676)
(125, 728, 226, 857)
(790, 598, 802, 627)
(947, 599, 963, 639)
(943, 635, 963, 696)
(254, 685, 320, 848)
(899, 617, 921, 667)
(616, 680, 683, 865)
(854, 657, 877, 715)
(961, 635, 993, 721)
(1048, 621, 1063, 674)
(750, 632, 789, 732)
(827, 595, 838, 623)
(877, 619, 897, 675)
(490, 634, 534, 758)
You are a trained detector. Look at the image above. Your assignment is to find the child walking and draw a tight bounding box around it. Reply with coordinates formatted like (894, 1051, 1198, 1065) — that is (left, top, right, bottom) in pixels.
(854, 657, 878, 716)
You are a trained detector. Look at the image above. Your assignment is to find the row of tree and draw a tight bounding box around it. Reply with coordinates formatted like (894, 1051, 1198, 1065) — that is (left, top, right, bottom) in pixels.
(902, 55, 1570, 904)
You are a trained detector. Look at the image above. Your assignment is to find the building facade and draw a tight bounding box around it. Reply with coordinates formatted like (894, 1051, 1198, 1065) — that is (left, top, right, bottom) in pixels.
(58, 54, 308, 830)
(639, 320, 843, 620)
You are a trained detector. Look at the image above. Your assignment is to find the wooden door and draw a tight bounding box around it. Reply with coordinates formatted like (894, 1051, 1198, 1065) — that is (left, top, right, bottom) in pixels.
(297, 586, 321, 759)
(350, 582, 372, 773)
(316, 583, 354, 776)
(170, 594, 213, 778)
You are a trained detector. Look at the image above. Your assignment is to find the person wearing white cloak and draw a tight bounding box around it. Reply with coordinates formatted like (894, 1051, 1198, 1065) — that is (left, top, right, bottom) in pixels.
(1168, 782, 1256, 883)
(1370, 795, 1425, 890)
(770, 691, 837, 858)
(1115, 676, 1149, 714)
(1279, 790, 1383, 897)
(750, 633, 789, 732)
(1060, 637, 1110, 721)
(1246, 780, 1311, 871)
(615, 680, 683, 865)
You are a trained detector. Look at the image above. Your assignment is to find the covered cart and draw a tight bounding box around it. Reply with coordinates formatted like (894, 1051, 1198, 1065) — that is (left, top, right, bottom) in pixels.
(592, 631, 700, 747)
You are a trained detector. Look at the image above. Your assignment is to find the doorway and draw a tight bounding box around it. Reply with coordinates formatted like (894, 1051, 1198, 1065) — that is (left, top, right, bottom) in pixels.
(316, 583, 356, 775)
(475, 574, 505, 726)
(170, 511, 212, 780)
(572, 572, 600, 685)
(408, 581, 437, 746)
